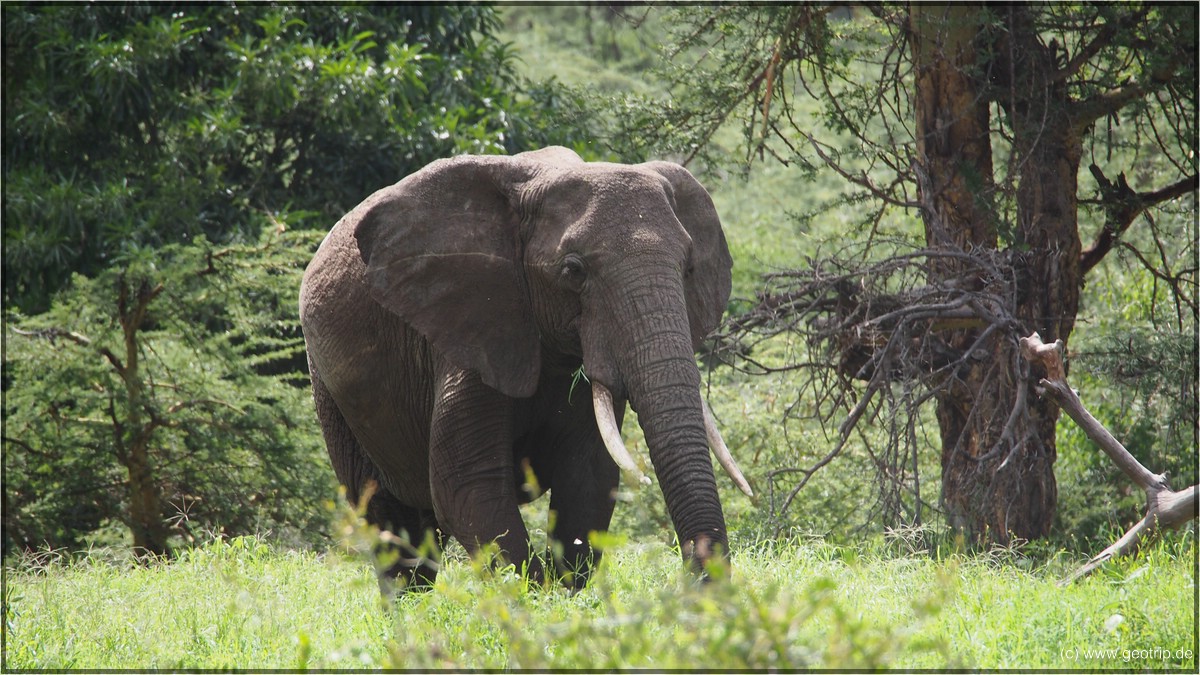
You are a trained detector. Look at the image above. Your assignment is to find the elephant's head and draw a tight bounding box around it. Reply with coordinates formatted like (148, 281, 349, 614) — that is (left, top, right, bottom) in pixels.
(352, 146, 750, 574)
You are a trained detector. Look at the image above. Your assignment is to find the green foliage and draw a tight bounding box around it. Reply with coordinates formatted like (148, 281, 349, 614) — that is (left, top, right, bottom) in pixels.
(3, 221, 333, 554)
(3, 3, 601, 312)
(5, 534, 1194, 669)
(567, 364, 590, 405)
(3, 2, 610, 558)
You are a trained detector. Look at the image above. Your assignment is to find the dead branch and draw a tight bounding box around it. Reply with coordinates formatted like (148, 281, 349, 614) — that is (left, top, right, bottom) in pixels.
(711, 242, 1025, 533)
(1018, 332, 1198, 583)
(717, 245, 1016, 382)
(11, 326, 126, 373)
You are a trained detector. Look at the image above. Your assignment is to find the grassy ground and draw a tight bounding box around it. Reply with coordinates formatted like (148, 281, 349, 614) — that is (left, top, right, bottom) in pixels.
(5, 534, 1194, 670)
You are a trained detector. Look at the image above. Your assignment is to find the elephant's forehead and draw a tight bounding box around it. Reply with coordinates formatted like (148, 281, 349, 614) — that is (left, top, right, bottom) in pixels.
(542, 164, 672, 203)
(535, 173, 689, 256)
(534, 169, 671, 228)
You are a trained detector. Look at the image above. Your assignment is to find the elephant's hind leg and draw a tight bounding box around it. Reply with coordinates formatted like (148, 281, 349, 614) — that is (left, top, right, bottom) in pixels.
(310, 362, 442, 593)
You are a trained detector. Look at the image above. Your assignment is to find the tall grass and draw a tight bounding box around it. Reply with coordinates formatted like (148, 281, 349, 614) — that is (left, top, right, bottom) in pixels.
(3, 537, 390, 669)
(5, 533, 1194, 670)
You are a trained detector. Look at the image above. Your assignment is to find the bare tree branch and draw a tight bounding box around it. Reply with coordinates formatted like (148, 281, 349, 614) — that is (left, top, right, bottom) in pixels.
(713, 242, 1025, 532)
(10, 326, 126, 373)
(1072, 82, 1151, 133)
(1080, 166, 1199, 276)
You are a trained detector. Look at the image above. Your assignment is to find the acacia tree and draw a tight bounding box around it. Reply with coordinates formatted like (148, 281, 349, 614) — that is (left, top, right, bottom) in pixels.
(626, 4, 1197, 543)
(4, 225, 331, 555)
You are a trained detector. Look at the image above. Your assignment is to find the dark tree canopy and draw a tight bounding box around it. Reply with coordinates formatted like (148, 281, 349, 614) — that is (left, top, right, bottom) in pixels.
(3, 3, 597, 313)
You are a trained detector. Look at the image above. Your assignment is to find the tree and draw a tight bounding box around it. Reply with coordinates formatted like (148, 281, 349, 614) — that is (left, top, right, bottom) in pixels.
(4, 223, 331, 555)
(3, 3, 600, 313)
(626, 4, 1196, 543)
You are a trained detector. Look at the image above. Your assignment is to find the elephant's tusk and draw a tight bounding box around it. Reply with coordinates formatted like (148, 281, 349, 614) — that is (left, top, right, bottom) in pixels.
(592, 383, 652, 487)
(701, 398, 755, 497)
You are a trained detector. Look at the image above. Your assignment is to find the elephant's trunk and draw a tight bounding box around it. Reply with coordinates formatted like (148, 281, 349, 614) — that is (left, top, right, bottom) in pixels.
(583, 258, 730, 574)
(595, 382, 752, 498)
(633, 368, 730, 573)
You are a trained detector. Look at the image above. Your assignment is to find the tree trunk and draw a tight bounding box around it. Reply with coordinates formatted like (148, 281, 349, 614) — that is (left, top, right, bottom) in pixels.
(117, 279, 170, 556)
(909, 4, 1077, 544)
(126, 428, 168, 556)
(908, 4, 1009, 542)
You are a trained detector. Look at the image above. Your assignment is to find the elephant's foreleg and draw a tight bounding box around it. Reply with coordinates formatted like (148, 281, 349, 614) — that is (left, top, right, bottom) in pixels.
(548, 454, 619, 589)
(544, 398, 624, 589)
(429, 367, 542, 582)
(368, 496, 444, 595)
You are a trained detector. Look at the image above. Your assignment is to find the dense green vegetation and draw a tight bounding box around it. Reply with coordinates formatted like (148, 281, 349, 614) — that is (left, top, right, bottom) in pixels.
(2, 4, 1195, 670)
(2, 3, 600, 556)
(2, 4, 600, 313)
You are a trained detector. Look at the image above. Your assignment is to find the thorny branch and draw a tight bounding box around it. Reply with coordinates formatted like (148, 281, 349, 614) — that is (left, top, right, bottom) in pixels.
(710, 241, 1027, 533)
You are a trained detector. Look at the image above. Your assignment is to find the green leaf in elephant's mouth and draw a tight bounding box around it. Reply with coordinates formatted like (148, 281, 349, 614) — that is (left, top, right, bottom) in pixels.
(568, 364, 590, 405)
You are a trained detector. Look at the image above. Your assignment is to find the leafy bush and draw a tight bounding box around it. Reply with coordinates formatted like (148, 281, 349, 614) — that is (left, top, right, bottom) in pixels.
(3, 222, 332, 555)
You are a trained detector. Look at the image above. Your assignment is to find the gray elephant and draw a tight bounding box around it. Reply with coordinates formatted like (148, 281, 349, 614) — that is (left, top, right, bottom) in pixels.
(299, 146, 751, 592)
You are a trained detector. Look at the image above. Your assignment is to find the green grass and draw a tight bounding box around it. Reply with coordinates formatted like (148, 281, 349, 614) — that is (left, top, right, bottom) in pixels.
(3, 537, 391, 669)
(5, 534, 1194, 670)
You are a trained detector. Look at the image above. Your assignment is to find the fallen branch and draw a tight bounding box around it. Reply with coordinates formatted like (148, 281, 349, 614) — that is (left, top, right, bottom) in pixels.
(1018, 332, 1198, 583)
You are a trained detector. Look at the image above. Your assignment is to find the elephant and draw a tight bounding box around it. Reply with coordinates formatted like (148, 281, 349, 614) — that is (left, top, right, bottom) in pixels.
(299, 146, 752, 593)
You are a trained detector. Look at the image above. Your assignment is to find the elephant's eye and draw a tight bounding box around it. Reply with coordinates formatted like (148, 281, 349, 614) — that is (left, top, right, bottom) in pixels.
(559, 255, 586, 288)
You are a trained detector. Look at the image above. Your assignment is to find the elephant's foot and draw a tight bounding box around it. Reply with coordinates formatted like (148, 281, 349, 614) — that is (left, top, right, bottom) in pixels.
(548, 541, 599, 591)
(377, 560, 439, 602)
(373, 537, 441, 601)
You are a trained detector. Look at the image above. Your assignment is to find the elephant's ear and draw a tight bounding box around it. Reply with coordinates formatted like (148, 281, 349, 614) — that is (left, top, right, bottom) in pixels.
(353, 155, 541, 398)
(644, 161, 734, 349)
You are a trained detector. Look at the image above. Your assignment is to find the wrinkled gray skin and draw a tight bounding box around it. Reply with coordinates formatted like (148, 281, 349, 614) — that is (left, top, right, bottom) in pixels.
(300, 146, 734, 591)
